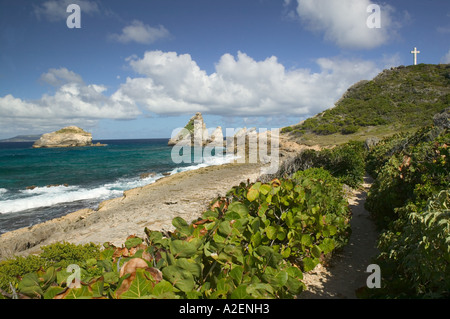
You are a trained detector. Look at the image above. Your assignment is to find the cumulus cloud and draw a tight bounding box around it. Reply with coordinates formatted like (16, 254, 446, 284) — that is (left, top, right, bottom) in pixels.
(294, 0, 396, 49)
(117, 50, 380, 117)
(441, 49, 450, 64)
(39, 68, 84, 87)
(34, 0, 100, 22)
(109, 20, 170, 44)
(0, 68, 141, 136)
(1, 52, 381, 137)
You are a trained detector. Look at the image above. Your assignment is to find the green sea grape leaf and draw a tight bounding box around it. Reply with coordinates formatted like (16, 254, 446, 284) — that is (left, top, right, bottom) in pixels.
(251, 232, 262, 247)
(41, 266, 57, 290)
(286, 266, 303, 279)
(277, 228, 286, 241)
(285, 277, 305, 295)
(218, 220, 232, 236)
(301, 234, 312, 247)
(162, 265, 195, 292)
(259, 184, 272, 195)
(44, 286, 66, 299)
(103, 272, 119, 284)
(258, 202, 269, 217)
(152, 280, 173, 297)
(18, 273, 43, 298)
(231, 285, 252, 299)
(100, 248, 114, 260)
(319, 238, 336, 254)
(120, 269, 152, 299)
(247, 188, 259, 202)
(63, 285, 93, 299)
(89, 277, 105, 298)
(227, 202, 249, 218)
(246, 283, 274, 298)
(266, 226, 277, 240)
(169, 239, 201, 258)
(281, 246, 291, 258)
(302, 257, 319, 272)
(172, 217, 192, 237)
(124, 237, 143, 249)
(230, 266, 244, 285)
(175, 258, 202, 278)
(311, 245, 322, 259)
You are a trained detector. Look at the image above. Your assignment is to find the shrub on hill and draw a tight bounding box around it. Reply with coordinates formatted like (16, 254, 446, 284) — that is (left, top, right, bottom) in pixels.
(286, 64, 450, 137)
(363, 123, 449, 298)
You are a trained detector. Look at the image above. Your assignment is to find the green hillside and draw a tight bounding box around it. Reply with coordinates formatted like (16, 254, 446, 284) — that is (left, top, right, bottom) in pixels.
(283, 64, 450, 146)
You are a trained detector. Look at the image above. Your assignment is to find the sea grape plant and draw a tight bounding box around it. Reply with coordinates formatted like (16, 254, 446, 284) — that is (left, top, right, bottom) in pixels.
(1, 168, 351, 299)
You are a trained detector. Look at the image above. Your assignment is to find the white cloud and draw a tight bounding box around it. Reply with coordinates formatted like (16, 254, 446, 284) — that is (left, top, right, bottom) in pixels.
(39, 68, 84, 86)
(109, 20, 170, 44)
(0, 53, 381, 137)
(34, 0, 100, 22)
(116, 50, 380, 117)
(295, 0, 396, 49)
(381, 53, 402, 69)
(441, 50, 450, 64)
(0, 68, 141, 136)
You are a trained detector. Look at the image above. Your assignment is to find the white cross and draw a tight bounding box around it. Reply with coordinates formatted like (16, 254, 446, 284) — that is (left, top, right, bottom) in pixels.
(410, 47, 420, 65)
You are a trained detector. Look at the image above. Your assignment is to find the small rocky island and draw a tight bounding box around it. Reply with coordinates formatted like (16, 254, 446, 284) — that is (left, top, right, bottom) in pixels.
(168, 112, 223, 147)
(32, 126, 105, 149)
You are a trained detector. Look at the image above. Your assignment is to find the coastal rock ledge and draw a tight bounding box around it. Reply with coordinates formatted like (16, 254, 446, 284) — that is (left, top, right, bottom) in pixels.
(32, 126, 104, 149)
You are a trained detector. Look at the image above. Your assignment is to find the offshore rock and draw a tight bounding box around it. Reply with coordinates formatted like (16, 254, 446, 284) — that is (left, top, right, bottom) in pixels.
(168, 112, 210, 146)
(32, 126, 96, 149)
(206, 126, 224, 145)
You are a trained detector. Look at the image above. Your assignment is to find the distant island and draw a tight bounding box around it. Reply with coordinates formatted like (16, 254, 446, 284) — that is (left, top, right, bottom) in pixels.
(32, 126, 106, 149)
(0, 135, 42, 143)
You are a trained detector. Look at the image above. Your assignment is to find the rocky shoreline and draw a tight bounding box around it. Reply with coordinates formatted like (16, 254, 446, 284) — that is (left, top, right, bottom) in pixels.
(0, 162, 263, 260)
(0, 134, 319, 260)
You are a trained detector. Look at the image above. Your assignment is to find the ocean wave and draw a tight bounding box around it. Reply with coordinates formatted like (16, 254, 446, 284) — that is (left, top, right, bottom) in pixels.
(0, 173, 166, 214)
(0, 154, 237, 215)
(167, 153, 239, 175)
(0, 185, 120, 214)
(0, 188, 7, 199)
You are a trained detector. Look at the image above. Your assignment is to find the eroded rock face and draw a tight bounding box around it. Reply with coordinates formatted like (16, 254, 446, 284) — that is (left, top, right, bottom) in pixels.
(32, 126, 93, 148)
(168, 112, 213, 146)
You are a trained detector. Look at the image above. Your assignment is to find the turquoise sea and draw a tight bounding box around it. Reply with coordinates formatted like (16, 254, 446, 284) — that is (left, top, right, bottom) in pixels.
(0, 139, 231, 234)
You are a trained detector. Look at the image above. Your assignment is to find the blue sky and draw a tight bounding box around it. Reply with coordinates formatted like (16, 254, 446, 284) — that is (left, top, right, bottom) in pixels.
(0, 0, 449, 140)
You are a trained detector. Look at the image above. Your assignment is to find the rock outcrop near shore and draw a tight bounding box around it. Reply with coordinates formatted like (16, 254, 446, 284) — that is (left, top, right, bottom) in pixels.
(168, 112, 223, 147)
(32, 126, 103, 148)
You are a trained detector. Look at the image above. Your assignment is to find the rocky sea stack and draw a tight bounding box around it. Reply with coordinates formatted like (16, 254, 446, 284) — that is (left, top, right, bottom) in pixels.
(168, 112, 223, 147)
(32, 126, 105, 149)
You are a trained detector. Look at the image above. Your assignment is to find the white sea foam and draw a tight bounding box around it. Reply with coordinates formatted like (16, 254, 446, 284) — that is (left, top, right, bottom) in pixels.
(167, 153, 239, 175)
(0, 155, 237, 215)
(0, 185, 119, 214)
(0, 174, 167, 215)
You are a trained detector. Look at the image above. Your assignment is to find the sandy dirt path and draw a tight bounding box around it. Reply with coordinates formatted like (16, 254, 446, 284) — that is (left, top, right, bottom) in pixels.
(299, 176, 379, 299)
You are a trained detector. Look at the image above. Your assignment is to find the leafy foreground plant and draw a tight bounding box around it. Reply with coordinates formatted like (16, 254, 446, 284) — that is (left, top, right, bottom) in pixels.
(1, 168, 351, 299)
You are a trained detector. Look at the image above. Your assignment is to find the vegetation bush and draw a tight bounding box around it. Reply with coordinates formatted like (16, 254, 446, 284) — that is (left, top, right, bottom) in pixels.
(0, 242, 101, 295)
(281, 126, 293, 133)
(264, 140, 366, 189)
(373, 190, 450, 298)
(0, 168, 351, 299)
(292, 64, 450, 137)
(363, 124, 449, 298)
(318, 141, 366, 188)
(365, 126, 449, 228)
